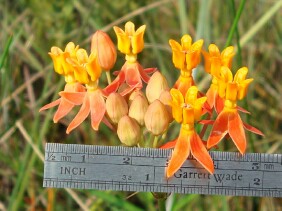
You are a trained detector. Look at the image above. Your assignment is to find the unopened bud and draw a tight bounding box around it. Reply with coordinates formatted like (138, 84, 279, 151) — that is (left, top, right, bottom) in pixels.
(117, 115, 141, 146)
(146, 71, 169, 103)
(159, 91, 173, 123)
(144, 100, 170, 135)
(129, 95, 149, 126)
(128, 90, 145, 106)
(106, 93, 128, 124)
(91, 30, 117, 71)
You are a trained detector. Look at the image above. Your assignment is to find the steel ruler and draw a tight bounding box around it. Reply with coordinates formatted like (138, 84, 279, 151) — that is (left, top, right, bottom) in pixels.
(43, 143, 282, 197)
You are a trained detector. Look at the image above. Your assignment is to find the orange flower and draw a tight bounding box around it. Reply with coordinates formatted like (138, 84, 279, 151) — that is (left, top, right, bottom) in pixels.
(202, 44, 235, 113)
(40, 43, 86, 122)
(39, 82, 85, 123)
(104, 61, 156, 96)
(162, 87, 214, 178)
(169, 35, 203, 95)
(205, 78, 224, 114)
(48, 42, 79, 76)
(207, 67, 264, 154)
(104, 22, 155, 96)
(169, 35, 203, 71)
(59, 48, 109, 133)
(113, 21, 146, 55)
(202, 44, 234, 77)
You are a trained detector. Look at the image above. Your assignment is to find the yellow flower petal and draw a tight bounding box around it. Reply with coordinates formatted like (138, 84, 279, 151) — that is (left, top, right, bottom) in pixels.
(194, 96, 207, 120)
(114, 21, 146, 55)
(125, 21, 135, 35)
(113, 26, 131, 54)
(169, 39, 185, 69)
(191, 39, 204, 51)
(221, 46, 234, 68)
(226, 82, 238, 101)
(132, 25, 146, 54)
(181, 34, 192, 50)
(76, 49, 89, 64)
(182, 107, 194, 125)
(86, 52, 102, 82)
(169, 35, 203, 71)
(208, 44, 220, 57)
(170, 88, 184, 123)
(234, 67, 248, 83)
(237, 78, 253, 100)
(185, 86, 198, 105)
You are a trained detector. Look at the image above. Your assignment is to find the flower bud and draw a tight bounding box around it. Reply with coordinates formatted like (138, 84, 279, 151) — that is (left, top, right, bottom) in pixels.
(128, 90, 145, 106)
(106, 93, 128, 124)
(129, 95, 149, 126)
(117, 115, 141, 146)
(91, 30, 117, 71)
(146, 71, 169, 103)
(144, 100, 170, 135)
(159, 91, 173, 123)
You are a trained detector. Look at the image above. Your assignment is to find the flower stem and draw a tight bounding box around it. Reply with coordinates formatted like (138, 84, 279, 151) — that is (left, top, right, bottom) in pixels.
(153, 135, 159, 148)
(158, 198, 166, 211)
(105, 71, 112, 84)
(224, 0, 246, 48)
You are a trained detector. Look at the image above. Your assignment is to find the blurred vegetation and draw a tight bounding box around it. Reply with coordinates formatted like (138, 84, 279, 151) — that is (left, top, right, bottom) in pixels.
(0, 0, 282, 210)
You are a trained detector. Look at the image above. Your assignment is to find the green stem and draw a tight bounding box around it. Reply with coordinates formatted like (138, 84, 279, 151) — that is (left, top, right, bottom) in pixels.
(153, 136, 159, 148)
(230, 0, 243, 66)
(0, 35, 13, 69)
(158, 198, 166, 211)
(139, 127, 145, 147)
(146, 133, 155, 148)
(105, 71, 112, 84)
(225, 0, 246, 48)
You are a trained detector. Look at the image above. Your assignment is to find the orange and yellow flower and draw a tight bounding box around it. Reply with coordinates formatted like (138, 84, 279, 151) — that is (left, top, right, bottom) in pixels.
(161, 86, 214, 178)
(169, 35, 203, 95)
(202, 44, 235, 113)
(113, 21, 146, 55)
(207, 67, 263, 154)
(39, 42, 86, 123)
(105, 21, 155, 96)
(59, 49, 109, 133)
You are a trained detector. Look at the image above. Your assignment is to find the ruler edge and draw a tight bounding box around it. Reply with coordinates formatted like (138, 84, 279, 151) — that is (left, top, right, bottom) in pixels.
(44, 143, 282, 162)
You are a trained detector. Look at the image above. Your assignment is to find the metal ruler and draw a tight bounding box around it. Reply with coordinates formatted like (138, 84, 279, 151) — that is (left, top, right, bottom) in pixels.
(43, 143, 282, 197)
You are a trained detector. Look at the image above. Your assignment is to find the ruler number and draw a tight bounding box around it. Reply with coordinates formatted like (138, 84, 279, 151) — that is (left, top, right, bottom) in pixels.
(253, 178, 261, 186)
(122, 175, 132, 181)
(81, 155, 86, 162)
(123, 157, 131, 164)
(146, 174, 149, 181)
(252, 162, 260, 170)
(47, 153, 56, 161)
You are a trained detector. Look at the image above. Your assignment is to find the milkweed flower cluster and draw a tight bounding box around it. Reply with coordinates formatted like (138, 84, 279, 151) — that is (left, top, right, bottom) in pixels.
(40, 21, 263, 179)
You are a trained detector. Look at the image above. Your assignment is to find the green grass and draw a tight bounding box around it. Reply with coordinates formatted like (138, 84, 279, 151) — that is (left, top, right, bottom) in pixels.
(1, 0, 282, 210)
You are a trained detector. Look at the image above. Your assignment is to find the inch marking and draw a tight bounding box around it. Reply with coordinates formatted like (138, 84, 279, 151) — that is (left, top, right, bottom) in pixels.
(43, 143, 282, 198)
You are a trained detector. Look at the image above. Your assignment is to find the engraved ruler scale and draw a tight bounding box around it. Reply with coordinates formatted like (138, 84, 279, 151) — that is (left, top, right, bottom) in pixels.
(43, 143, 282, 197)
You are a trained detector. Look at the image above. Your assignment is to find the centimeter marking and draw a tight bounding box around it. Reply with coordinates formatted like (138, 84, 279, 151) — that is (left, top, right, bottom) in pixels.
(43, 143, 282, 197)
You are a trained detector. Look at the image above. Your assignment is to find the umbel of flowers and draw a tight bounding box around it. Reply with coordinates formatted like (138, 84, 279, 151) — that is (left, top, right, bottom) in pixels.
(40, 21, 263, 179)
